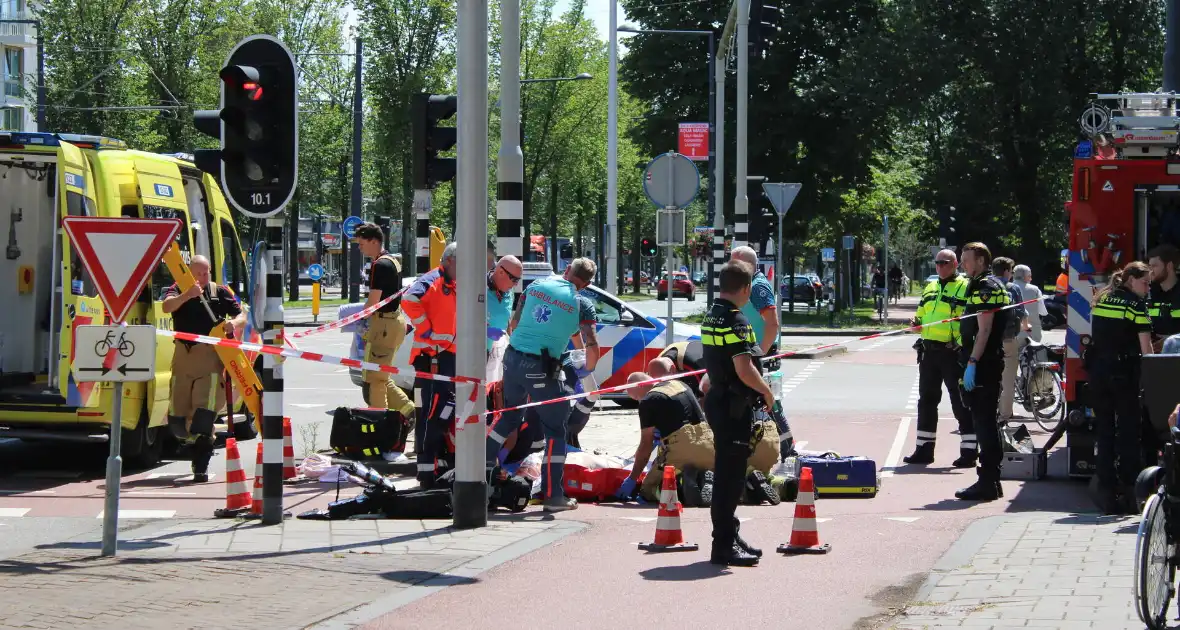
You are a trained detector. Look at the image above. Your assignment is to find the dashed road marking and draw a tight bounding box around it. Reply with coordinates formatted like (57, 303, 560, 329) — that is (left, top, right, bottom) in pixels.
(291, 403, 326, 409)
(884, 516, 921, 523)
(0, 489, 56, 495)
(622, 516, 658, 523)
(96, 510, 176, 519)
(880, 416, 912, 478)
(906, 370, 920, 411)
(855, 337, 906, 352)
(0, 508, 30, 517)
(781, 361, 823, 396)
(147, 472, 217, 481)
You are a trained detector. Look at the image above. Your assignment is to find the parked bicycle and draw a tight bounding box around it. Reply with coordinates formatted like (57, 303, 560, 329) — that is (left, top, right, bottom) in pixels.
(1013, 339, 1065, 432)
(1133, 427, 1180, 629)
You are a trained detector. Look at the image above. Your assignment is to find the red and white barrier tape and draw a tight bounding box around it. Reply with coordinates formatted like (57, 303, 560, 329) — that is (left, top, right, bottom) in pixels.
(289, 287, 407, 339)
(484, 295, 1047, 416)
(157, 329, 480, 386)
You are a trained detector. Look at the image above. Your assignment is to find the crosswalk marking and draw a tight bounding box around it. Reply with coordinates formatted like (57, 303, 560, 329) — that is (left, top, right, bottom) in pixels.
(0, 508, 30, 517)
(855, 337, 905, 352)
(781, 361, 823, 396)
(96, 510, 176, 519)
(906, 370, 920, 411)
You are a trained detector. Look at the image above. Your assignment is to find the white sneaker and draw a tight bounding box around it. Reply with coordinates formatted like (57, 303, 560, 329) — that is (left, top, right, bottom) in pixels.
(542, 497, 578, 513)
(381, 452, 409, 463)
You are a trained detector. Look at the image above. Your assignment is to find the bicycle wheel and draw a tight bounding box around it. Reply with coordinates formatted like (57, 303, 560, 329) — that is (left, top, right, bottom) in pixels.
(1135, 491, 1175, 630)
(1031, 368, 1064, 432)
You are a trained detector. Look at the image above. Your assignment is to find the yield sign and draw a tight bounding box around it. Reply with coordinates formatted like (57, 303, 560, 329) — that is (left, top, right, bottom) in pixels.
(762, 182, 802, 217)
(61, 217, 183, 324)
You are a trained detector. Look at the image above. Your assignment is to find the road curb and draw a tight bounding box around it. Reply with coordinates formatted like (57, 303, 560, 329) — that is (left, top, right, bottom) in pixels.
(310, 519, 588, 629)
(912, 514, 1008, 601)
(785, 346, 848, 359)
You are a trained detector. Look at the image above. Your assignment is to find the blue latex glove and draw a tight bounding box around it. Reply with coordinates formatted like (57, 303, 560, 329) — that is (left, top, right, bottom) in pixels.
(616, 477, 638, 499)
(497, 446, 510, 464)
(487, 326, 505, 341)
(963, 362, 977, 392)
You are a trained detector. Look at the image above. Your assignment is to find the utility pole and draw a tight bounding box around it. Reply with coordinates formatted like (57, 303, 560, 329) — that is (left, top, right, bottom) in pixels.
(497, 0, 524, 281)
(606, 0, 619, 293)
(734, 0, 749, 250)
(711, 5, 737, 302)
(454, 0, 489, 529)
(348, 38, 364, 302)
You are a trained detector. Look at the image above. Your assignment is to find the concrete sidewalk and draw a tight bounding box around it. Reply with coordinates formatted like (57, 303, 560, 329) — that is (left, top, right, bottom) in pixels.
(0, 516, 584, 630)
(888, 512, 1145, 629)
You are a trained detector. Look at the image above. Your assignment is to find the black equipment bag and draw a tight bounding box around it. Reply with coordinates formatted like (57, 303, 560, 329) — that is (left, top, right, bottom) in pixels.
(387, 488, 453, 519)
(330, 407, 409, 458)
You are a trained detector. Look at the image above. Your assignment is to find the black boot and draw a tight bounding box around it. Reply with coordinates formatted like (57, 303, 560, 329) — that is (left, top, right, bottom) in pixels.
(995, 481, 1004, 498)
(733, 518, 762, 557)
(903, 442, 935, 465)
(191, 435, 214, 483)
(954, 478, 1001, 501)
(710, 542, 759, 567)
(952, 451, 977, 469)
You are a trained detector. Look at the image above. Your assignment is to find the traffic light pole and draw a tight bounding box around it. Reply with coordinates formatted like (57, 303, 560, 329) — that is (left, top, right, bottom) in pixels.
(497, 0, 525, 279)
(454, 0, 489, 529)
(414, 190, 432, 275)
(712, 5, 736, 303)
(734, 0, 749, 250)
(348, 38, 364, 303)
(262, 217, 285, 525)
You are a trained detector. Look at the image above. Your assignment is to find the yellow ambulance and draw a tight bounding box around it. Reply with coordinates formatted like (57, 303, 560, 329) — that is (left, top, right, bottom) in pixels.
(0, 132, 250, 466)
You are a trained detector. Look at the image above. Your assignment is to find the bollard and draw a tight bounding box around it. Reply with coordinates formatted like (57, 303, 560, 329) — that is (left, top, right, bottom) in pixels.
(312, 281, 320, 324)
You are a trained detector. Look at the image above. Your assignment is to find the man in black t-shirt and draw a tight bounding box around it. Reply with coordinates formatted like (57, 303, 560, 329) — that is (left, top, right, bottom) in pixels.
(648, 340, 707, 398)
(355, 223, 413, 417)
(619, 376, 716, 501)
(161, 254, 246, 482)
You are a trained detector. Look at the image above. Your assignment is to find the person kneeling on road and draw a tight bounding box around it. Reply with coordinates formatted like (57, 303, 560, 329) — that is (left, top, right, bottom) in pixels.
(618, 373, 716, 503)
(161, 255, 247, 483)
(485, 258, 600, 513)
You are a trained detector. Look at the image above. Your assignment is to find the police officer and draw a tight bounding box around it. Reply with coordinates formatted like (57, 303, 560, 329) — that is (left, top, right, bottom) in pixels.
(1148, 245, 1180, 349)
(1089, 261, 1154, 514)
(904, 249, 973, 467)
(355, 223, 414, 418)
(402, 242, 459, 487)
(955, 242, 1011, 502)
(701, 261, 776, 566)
(485, 258, 600, 512)
(730, 247, 780, 366)
(161, 255, 246, 483)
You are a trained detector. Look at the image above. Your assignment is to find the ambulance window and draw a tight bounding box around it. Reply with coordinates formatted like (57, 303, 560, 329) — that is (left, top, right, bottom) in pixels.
(145, 205, 191, 299)
(66, 192, 97, 298)
(219, 219, 244, 297)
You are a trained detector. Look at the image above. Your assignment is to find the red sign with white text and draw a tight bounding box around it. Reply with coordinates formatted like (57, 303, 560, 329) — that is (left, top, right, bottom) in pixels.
(678, 122, 709, 161)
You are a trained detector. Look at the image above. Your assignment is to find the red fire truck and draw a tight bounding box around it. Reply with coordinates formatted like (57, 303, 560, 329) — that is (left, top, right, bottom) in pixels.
(1065, 93, 1180, 476)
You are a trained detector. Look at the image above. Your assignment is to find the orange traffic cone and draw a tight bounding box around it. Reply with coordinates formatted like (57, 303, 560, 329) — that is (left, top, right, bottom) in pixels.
(248, 442, 263, 517)
(282, 417, 296, 480)
(214, 438, 251, 517)
(638, 466, 699, 552)
(777, 467, 831, 555)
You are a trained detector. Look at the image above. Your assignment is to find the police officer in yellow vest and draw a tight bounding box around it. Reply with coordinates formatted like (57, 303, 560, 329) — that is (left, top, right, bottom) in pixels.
(904, 248, 976, 468)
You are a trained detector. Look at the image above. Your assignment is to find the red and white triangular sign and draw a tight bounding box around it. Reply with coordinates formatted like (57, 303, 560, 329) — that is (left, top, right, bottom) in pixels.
(61, 217, 183, 324)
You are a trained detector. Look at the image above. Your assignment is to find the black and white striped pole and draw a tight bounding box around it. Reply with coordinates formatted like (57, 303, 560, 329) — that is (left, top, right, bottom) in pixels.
(414, 190, 432, 275)
(497, 0, 524, 278)
(191, 34, 299, 526)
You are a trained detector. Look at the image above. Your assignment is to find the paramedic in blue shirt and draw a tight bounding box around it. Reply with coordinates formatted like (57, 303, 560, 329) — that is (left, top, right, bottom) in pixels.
(487, 255, 521, 352)
(486, 258, 600, 512)
(731, 247, 779, 359)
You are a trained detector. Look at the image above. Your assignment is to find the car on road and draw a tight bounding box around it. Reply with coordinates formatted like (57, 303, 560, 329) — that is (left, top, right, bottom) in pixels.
(780, 275, 823, 307)
(624, 270, 650, 287)
(657, 272, 696, 301)
(348, 275, 701, 407)
(691, 271, 708, 286)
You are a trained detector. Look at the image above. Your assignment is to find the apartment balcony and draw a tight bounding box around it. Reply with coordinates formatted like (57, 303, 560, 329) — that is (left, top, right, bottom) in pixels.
(0, 11, 37, 47)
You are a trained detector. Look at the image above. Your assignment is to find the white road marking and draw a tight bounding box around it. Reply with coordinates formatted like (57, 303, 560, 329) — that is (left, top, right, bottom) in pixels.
(0, 490, 56, 495)
(125, 491, 198, 496)
(855, 337, 906, 352)
(884, 516, 921, 523)
(291, 403, 326, 409)
(96, 510, 176, 519)
(906, 370, 920, 410)
(794, 441, 808, 451)
(0, 508, 30, 517)
(621, 516, 658, 523)
(815, 518, 832, 523)
(781, 361, 823, 395)
(879, 416, 912, 478)
(147, 473, 216, 481)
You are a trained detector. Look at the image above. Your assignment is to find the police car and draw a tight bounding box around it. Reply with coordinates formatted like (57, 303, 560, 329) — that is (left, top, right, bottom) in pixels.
(347, 267, 701, 406)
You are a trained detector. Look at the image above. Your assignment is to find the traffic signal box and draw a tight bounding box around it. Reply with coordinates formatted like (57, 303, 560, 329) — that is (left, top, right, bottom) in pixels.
(412, 93, 458, 190)
(193, 35, 298, 219)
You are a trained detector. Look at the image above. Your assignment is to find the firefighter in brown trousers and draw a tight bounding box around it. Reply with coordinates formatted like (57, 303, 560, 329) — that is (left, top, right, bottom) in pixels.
(162, 255, 246, 483)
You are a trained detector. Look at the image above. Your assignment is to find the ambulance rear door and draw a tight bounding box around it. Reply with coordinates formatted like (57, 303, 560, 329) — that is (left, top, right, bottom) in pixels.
(57, 140, 104, 409)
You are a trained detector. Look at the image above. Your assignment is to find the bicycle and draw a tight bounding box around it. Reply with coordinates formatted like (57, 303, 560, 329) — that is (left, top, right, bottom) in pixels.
(94, 330, 135, 358)
(1134, 429, 1180, 629)
(1013, 338, 1065, 432)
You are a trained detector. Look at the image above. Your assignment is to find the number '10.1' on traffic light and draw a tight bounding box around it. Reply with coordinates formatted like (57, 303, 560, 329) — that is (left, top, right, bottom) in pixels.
(193, 35, 298, 219)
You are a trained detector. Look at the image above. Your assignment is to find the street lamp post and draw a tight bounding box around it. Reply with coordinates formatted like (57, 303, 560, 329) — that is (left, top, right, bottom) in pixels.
(617, 26, 715, 304)
(0, 18, 44, 130)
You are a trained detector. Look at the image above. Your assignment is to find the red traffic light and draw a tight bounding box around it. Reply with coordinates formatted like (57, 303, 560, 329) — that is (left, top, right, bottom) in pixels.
(242, 82, 264, 100)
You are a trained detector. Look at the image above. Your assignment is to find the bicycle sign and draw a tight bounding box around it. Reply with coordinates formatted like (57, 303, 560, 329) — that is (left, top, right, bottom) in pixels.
(73, 325, 156, 383)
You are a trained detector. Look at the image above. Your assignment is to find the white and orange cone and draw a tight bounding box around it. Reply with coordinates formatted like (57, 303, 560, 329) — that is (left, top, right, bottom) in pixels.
(248, 442, 263, 517)
(778, 467, 831, 555)
(214, 437, 251, 517)
(282, 417, 296, 480)
(638, 466, 699, 552)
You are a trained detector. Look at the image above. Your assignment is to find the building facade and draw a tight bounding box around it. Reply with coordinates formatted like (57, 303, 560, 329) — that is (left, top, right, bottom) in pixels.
(0, 0, 36, 132)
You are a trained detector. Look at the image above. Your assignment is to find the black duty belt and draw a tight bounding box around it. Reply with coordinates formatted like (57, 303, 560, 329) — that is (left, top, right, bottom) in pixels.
(508, 346, 544, 361)
(376, 311, 401, 319)
(921, 339, 958, 350)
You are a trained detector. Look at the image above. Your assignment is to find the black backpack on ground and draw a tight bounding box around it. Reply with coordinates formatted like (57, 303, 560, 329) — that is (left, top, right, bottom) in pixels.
(330, 407, 410, 458)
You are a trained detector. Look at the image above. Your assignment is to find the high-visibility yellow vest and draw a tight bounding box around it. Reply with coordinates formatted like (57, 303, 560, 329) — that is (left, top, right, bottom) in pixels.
(917, 275, 969, 344)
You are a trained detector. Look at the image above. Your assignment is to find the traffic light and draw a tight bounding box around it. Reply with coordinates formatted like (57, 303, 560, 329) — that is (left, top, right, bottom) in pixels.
(749, 0, 783, 57)
(193, 35, 298, 219)
(641, 238, 657, 258)
(412, 93, 458, 190)
(312, 215, 324, 261)
(559, 242, 574, 260)
(938, 205, 957, 245)
(375, 216, 391, 248)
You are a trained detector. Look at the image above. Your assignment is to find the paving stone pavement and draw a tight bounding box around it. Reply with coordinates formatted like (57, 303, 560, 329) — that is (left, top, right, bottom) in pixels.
(887, 512, 1150, 630)
(0, 516, 584, 630)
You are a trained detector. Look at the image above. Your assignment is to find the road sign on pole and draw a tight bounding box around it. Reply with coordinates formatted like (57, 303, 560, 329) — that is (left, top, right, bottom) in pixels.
(762, 182, 802, 217)
(643, 152, 700, 209)
(306, 263, 325, 282)
(60, 217, 183, 324)
(60, 217, 178, 559)
(822, 247, 836, 262)
(343, 216, 363, 239)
